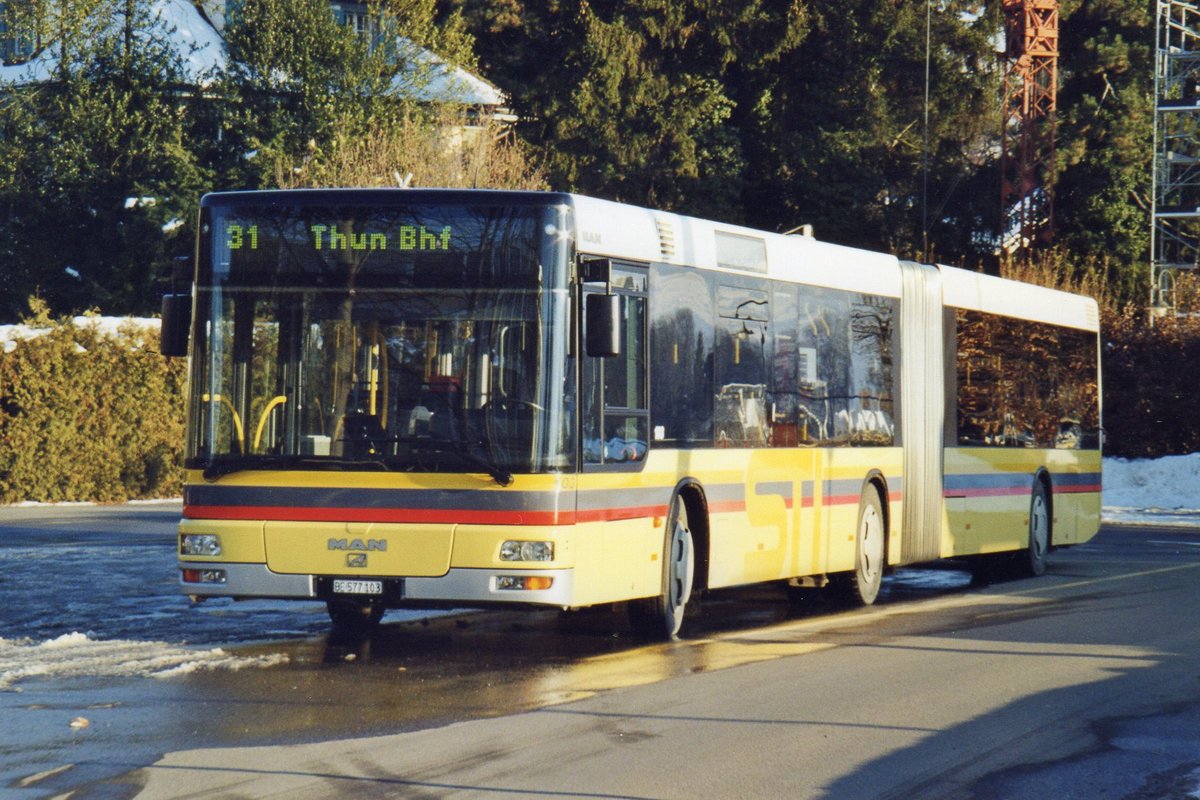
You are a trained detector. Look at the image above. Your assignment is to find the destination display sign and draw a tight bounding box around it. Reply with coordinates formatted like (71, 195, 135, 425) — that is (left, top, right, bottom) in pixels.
(205, 203, 548, 289)
(225, 222, 456, 253)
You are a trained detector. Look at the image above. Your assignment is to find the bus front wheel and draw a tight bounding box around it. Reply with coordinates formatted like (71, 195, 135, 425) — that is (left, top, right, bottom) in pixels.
(629, 495, 695, 640)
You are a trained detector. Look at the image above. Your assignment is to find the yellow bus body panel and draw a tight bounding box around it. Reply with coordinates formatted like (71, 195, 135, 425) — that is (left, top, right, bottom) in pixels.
(943, 448, 1102, 556)
(180, 442, 1098, 604)
(264, 521, 454, 577)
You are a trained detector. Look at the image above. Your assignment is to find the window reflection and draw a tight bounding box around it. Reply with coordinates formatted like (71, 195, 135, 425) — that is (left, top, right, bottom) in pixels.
(773, 286, 896, 447)
(954, 309, 1100, 449)
(648, 267, 897, 450)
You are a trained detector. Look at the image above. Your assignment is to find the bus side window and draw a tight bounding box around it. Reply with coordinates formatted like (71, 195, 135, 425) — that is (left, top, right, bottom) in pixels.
(648, 265, 714, 446)
(955, 309, 1100, 449)
(715, 284, 770, 447)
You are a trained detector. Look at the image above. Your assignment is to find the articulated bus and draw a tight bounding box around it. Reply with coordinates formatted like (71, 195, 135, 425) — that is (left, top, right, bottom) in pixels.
(161, 189, 1101, 637)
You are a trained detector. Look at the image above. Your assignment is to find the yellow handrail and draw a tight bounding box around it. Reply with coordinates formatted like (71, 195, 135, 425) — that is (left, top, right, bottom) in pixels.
(254, 395, 289, 451)
(202, 394, 245, 452)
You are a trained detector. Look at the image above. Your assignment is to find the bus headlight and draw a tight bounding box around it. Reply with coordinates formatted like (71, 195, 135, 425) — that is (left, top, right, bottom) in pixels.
(180, 533, 222, 557)
(500, 540, 554, 562)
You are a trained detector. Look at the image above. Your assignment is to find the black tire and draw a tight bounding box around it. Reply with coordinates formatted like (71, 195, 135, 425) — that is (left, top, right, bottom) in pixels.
(1025, 481, 1051, 577)
(629, 495, 696, 640)
(326, 599, 385, 634)
(832, 485, 886, 606)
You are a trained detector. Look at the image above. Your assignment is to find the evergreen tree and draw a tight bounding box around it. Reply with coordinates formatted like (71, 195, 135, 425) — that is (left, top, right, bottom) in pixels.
(215, 0, 477, 189)
(747, 0, 999, 258)
(462, 0, 995, 258)
(1054, 0, 1153, 299)
(458, 0, 805, 222)
(0, 0, 211, 317)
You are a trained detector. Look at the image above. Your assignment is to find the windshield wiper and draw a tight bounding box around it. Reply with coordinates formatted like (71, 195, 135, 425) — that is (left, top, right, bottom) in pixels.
(462, 441, 514, 487)
(406, 436, 512, 486)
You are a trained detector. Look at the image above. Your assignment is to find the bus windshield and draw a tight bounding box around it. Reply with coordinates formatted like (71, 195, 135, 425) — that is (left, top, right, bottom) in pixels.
(187, 196, 574, 478)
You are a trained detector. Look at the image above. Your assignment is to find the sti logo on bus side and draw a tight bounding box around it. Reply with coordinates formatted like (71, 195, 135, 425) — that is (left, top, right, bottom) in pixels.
(327, 538, 388, 552)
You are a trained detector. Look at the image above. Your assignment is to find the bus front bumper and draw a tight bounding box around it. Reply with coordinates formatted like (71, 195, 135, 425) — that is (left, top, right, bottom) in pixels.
(179, 562, 576, 608)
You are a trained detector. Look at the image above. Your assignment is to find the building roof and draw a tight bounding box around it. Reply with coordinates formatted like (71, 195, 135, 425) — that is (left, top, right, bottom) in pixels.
(0, 0, 506, 107)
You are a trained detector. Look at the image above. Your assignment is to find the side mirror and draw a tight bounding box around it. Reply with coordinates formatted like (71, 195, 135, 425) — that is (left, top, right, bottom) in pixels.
(160, 292, 192, 357)
(585, 293, 621, 358)
(580, 257, 612, 285)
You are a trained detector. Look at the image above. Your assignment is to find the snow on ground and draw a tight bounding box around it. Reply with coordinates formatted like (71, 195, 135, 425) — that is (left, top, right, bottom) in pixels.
(0, 632, 287, 692)
(1102, 453, 1200, 527)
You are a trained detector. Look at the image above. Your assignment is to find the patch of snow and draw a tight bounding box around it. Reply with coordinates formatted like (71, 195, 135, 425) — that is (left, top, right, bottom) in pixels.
(1102, 454, 1200, 526)
(0, 0, 223, 86)
(0, 316, 160, 353)
(1, 0, 504, 106)
(0, 632, 287, 692)
(394, 38, 506, 106)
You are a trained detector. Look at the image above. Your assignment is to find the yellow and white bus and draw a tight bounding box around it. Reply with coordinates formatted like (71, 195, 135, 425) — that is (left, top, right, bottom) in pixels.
(162, 189, 1101, 636)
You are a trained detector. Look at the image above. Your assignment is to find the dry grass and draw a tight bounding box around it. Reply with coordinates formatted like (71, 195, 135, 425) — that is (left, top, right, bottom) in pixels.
(275, 108, 547, 191)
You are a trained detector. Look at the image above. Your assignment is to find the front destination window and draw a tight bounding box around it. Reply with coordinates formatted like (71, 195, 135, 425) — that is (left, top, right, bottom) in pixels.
(187, 195, 574, 480)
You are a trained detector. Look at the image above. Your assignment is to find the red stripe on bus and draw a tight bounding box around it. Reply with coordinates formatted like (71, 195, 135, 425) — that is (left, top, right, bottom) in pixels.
(575, 504, 670, 523)
(1053, 484, 1102, 494)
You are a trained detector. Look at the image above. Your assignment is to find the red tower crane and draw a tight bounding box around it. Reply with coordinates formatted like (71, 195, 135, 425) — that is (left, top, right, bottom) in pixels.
(1000, 0, 1059, 257)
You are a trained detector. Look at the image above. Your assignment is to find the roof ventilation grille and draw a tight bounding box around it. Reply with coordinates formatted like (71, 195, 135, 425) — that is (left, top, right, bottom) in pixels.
(655, 216, 676, 260)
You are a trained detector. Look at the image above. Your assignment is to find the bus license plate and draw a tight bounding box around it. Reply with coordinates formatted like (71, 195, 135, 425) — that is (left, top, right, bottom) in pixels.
(332, 579, 383, 596)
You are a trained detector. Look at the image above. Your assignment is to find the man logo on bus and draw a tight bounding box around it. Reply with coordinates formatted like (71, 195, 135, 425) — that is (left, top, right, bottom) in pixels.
(327, 538, 388, 552)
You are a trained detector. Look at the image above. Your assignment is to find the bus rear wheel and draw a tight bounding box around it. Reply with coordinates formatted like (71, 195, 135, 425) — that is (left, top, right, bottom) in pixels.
(629, 495, 695, 640)
(832, 485, 885, 606)
(1025, 481, 1050, 577)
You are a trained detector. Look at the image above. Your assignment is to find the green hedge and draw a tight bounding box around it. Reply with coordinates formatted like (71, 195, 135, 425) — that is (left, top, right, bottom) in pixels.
(0, 311, 187, 504)
(1101, 306, 1200, 459)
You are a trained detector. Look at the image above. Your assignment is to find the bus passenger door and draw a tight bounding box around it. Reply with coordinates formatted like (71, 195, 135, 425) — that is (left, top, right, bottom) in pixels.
(715, 283, 790, 583)
(574, 262, 659, 606)
(768, 285, 821, 581)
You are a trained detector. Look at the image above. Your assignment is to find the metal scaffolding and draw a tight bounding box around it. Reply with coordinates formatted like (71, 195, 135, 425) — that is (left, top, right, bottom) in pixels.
(1000, 0, 1059, 257)
(1153, 0, 1200, 314)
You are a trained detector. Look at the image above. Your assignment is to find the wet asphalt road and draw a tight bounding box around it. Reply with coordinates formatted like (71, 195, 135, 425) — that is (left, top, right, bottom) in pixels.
(2, 505, 1200, 798)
